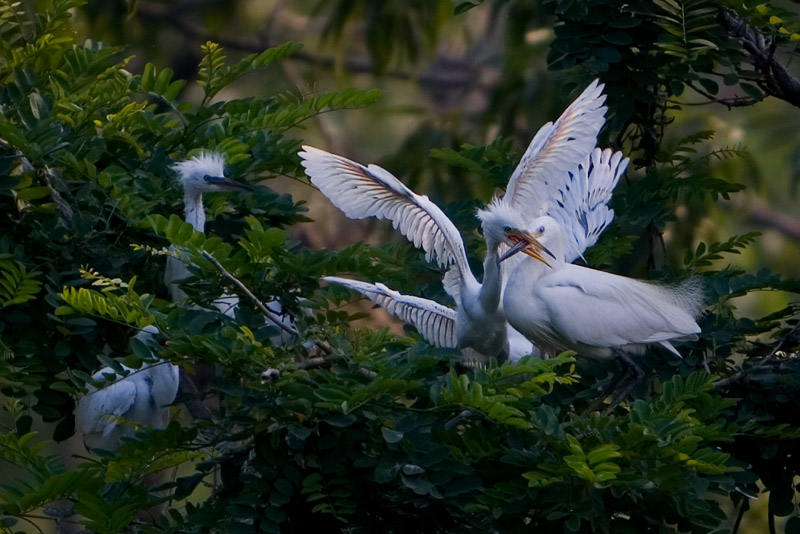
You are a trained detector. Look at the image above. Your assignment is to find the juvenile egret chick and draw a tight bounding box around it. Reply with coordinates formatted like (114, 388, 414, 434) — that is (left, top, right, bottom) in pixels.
(166, 152, 254, 302)
(76, 326, 179, 451)
(494, 213, 704, 400)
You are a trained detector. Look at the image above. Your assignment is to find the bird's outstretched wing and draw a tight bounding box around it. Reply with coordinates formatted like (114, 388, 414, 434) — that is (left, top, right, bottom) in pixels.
(503, 80, 607, 215)
(324, 276, 457, 348)
(300, 146, 473, 301)
(548, 148, 629, 262)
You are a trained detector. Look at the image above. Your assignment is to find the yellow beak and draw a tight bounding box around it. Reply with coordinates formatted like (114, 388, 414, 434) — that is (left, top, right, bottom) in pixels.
(499, 232, 555, 267)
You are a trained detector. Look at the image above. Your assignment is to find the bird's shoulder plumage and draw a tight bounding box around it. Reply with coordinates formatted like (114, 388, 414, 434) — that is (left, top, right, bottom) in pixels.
(75, 370, 138, 437)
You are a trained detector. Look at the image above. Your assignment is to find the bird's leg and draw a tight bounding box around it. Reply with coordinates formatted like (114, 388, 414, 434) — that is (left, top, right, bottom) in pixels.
(603, 350, 645, 414)
(582, 369, 629, 415)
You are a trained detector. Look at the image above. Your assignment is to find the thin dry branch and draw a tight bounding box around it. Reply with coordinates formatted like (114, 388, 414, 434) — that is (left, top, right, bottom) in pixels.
(200, 251, 331, 355)
(713, 320, 800, 389)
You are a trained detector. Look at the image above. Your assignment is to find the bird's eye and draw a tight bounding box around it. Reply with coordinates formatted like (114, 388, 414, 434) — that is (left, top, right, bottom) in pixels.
(503, 226, 513, 234)
(203, 174, 212, 181)
(537, 225, 545, 234)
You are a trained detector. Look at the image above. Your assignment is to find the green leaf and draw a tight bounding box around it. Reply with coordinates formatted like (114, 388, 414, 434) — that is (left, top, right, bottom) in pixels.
(381, 427, 404, 444)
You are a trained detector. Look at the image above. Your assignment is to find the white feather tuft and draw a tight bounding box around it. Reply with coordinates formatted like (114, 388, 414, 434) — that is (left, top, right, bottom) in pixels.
(171, 152, 226, 182)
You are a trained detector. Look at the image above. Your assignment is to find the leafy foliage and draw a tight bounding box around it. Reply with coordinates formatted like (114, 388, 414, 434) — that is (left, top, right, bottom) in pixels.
(0, 1, 799, 533)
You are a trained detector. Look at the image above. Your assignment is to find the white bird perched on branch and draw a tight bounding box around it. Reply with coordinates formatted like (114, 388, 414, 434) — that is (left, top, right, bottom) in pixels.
(494, 213, 704, 402)
(166, 152, 254, 302)
(75, 326, 179, 451)
(301, 80, 626, 362)
(76, 153, 258, 450)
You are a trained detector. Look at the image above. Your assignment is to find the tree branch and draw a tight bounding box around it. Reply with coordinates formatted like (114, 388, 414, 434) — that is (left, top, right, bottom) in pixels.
(720, 10, 800, 108)
(713, 320, 800, 389)
(200, 251, 331, 355)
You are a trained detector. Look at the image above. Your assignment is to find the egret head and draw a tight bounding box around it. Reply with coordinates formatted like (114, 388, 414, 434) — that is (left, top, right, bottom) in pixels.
(477, 198, 529, 247)
(497, 215, 561, 267)
(171, 152, 254, 195)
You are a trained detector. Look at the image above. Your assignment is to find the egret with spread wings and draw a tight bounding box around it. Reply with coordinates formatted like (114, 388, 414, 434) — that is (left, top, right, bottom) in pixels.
(302, 80, 627, 362)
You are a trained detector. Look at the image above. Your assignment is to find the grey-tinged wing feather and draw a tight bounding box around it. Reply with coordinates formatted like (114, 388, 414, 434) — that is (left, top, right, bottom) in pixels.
(300, 147, 472, 294)
(548, 148, 628, 262)
(324, 276, 457, 348)
(504, 79, 607, 215)
(75, 370, 137, 437)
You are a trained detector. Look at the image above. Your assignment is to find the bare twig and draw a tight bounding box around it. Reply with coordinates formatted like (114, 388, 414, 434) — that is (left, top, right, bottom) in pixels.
(40, 166, 75, 222)
(718, 200, 800, 243)
(713, 320, 800, 389)
(748, 204, 800, 242)
(200, 251, 331, 355)
(684, 81, 757, 110)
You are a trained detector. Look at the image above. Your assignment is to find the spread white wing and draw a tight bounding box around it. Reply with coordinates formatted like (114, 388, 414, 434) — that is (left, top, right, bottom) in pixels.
(324, 276, 457, 348)
(503, 79, 607, 216)
(300, 146, 475, 302)
(548, 148, 629, 263)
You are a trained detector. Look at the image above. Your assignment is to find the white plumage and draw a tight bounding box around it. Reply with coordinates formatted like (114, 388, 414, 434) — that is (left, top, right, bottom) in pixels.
(165, 152, 253, 302)
(324, 276, 457, 348)
(302, 80, 624, 362)
(75, 326, 179, 451)
(494, 214, 703, 392)
(76, 153, 257, 451)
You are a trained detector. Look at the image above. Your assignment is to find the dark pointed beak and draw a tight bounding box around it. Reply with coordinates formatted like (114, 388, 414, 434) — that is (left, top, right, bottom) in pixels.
(499, 240, 528, 262)
(207, 176, 254, 192)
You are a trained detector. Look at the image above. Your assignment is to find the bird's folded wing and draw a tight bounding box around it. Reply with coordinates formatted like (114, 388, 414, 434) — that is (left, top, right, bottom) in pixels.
(75, 376, 137, 436)
(549, 148, 629, 262)
(324, 276, 457, 348)
(503, 80, 607, 216)
(537, 270, 700, 348)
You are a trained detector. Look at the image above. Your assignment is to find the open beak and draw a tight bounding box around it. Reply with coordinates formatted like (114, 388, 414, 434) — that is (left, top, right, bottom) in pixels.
(208, 176, 255, 192)
(499, 233, 555, 267)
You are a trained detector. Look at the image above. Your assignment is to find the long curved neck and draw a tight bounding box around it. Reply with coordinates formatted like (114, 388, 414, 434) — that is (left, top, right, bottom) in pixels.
(184, 189, 205, 231)
(478, 238, 502, 312)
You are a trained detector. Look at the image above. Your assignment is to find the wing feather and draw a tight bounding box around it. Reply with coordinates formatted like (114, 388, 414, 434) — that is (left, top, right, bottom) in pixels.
(301, 147, 472, 290)
(75, 371, 137, 436)
(324, 276, 457, 348)
(549, 148, 629, 262)
(504, 80, 607, 215)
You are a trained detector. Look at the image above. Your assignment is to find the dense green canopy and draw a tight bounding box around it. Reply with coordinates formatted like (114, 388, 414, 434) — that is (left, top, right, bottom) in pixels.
(1, 1, 799, 533)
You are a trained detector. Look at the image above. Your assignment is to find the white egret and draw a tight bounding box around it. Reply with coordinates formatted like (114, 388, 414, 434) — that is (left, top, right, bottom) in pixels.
(493, 212, 704, 402)
(301, 78, 624, 361)
(75, 326, 179, 451)
(166, 152, 254, 302)
(76, 153, 255, 450)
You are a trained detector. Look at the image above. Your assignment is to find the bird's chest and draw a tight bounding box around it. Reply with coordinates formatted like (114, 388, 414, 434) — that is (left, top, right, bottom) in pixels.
(503, 276, 557, 345)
